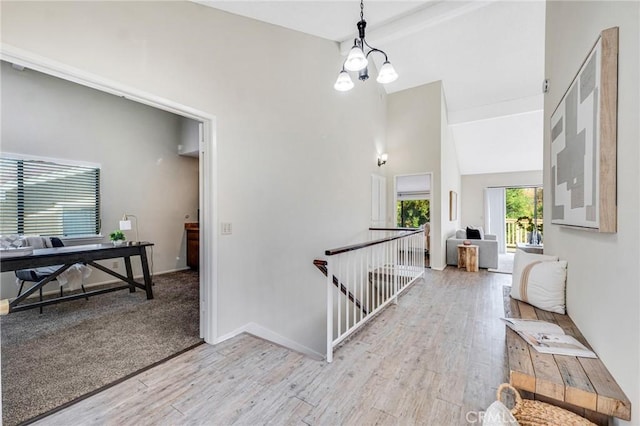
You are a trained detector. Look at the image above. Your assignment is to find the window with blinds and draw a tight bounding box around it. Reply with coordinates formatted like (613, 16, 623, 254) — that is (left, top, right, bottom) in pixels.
(0, 156, 100, 237)
(396, 174, 431, 228)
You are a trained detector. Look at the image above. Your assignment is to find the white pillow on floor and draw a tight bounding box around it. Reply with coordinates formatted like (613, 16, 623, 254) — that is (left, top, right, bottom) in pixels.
(511, 250, 567, 314)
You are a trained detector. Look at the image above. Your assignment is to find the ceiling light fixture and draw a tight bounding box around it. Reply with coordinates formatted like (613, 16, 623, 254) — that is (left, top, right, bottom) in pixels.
(334, 0, 398, 92)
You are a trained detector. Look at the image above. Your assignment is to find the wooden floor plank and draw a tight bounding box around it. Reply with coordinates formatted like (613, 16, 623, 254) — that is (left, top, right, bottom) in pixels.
(34, 268, 513, 426)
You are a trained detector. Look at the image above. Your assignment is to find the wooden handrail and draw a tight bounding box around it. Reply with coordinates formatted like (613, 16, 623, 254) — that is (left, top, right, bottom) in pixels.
(325, 228, 423, 256)
(313, 259, 369, 315)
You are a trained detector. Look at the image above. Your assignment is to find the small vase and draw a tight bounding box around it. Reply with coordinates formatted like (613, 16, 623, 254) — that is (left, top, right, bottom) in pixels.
(112, 240, 124, 246)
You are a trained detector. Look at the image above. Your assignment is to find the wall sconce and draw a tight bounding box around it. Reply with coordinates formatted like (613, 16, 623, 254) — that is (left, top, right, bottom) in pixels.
(377, 153, 388, 167)
(119, 213, 139, 243)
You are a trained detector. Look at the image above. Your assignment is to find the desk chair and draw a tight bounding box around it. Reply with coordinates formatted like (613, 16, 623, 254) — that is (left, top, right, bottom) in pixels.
(15, 237, 89, 313)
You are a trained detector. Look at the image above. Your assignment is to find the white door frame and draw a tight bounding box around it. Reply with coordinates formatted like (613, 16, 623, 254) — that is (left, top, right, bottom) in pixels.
(0, 45, 218, 343)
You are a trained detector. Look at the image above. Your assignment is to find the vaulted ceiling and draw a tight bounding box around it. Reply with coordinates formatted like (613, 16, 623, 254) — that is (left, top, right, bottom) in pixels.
(195, 1, 546, 175)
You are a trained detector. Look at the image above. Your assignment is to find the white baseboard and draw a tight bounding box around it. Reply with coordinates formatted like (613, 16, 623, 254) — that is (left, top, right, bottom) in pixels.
(213, 322, 325, 361)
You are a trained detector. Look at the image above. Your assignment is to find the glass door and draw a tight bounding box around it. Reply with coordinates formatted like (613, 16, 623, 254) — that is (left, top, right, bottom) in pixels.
(505, 186, 543, 251)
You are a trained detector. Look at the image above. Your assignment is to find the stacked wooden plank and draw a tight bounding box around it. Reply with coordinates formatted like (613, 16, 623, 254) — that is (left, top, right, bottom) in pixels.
(504, 294, 631, 425)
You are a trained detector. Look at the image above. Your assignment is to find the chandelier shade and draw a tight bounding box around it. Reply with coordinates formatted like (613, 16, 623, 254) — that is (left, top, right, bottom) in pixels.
(376, 61, 398, 84)
(344, 46, 368, 72)
(334, 0, 397, 92)
(334, 70, 355, 92)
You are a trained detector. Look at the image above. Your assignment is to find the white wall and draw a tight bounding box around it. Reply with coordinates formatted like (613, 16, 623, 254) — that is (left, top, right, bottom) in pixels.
(0, 60, 199, 300)
(439, 89, 461, 265)
(385, 81, 460, 269)
(544, 2, 639, 424)
(0, 1, 387, 354)
(461, 170, 543, 227)
(179, 117, 200, 158)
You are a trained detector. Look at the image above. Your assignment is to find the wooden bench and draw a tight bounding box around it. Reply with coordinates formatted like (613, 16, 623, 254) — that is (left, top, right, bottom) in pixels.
(504, 293, 631, 425)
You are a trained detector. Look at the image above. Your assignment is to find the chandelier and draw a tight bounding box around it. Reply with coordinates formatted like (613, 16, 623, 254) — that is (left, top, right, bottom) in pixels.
(334, 0, 398, 92)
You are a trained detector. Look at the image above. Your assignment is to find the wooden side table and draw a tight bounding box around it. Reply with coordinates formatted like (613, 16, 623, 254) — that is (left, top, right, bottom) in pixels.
(457, 244, 479, 272)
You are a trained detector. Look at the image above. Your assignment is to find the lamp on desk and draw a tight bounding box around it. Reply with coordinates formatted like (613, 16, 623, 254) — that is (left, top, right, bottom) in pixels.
(119, 213, 139, 243)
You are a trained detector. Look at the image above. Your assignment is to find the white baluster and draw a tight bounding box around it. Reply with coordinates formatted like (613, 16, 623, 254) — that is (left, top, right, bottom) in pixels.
(326, 259, 334, 363)
(393, 238, 398, 303)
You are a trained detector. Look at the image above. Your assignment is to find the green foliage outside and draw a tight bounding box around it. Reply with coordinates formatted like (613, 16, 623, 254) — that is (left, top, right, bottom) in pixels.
(506, 187, 544, 238)
(506, 187, 543, 219)
(397, 200, 430, 228)
(506, 188, 531, 219)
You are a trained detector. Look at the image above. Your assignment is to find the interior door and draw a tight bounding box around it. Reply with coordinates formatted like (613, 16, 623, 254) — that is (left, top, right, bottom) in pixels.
(371, 174, 386, 227)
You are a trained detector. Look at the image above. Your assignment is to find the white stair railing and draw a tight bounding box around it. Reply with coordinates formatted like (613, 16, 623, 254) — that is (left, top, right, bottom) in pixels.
(320, 228, 425, 362)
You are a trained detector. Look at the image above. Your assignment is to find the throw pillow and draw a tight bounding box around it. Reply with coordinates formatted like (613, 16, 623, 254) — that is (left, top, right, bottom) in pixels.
(483, 400, 519, 426)
(511, 250, 567, 314)
(0, 235, 24, 249)
(466, 227, 482, 240)
(455, 229, 466, 239)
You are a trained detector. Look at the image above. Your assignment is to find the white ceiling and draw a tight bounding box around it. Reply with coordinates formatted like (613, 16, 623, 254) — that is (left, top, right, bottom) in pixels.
(195, 0, 546, 175)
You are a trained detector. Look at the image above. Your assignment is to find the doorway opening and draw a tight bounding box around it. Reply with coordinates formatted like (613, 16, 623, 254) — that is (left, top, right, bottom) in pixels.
(485, 185, 543, 275)
(0, 49, 217, 425)
(395, 173, 432, 267)
(505, 186, 544, 252)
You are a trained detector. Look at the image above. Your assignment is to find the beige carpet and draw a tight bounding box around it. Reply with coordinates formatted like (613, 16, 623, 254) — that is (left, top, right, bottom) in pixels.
(1, 270, 201, 426)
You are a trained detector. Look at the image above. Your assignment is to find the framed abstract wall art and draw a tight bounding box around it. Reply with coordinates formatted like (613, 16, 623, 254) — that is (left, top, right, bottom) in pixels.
(550, 27, 618, 233)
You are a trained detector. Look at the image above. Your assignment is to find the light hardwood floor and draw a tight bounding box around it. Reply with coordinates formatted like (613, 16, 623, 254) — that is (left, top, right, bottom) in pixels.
(36, 268, 511, 425)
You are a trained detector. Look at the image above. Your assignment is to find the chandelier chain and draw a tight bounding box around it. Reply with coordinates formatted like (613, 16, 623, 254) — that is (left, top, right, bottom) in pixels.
(360, 0, 364, 22)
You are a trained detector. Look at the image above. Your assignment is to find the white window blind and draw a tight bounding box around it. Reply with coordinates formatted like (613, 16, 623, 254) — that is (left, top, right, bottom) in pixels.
(396, 174, 431, 200)
(0, 156, 100, 237)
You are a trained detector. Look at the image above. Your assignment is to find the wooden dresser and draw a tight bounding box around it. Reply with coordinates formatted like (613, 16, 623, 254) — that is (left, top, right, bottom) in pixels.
(184, 223, 199, 270)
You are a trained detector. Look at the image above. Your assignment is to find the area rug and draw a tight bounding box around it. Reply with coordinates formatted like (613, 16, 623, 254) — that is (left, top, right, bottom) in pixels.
(1, 270, 201, 426)
(489, 252, 515, 274)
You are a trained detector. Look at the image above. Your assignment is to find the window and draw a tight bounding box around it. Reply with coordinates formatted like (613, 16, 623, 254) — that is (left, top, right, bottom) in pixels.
(397, 199, 430, 228)
(395, 174, 431, 228)
(0, 156, 100, 237)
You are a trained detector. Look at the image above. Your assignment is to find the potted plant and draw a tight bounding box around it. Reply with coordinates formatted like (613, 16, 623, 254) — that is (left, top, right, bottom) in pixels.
(109, 230, 126, 246)
(515, 216, 543, 245)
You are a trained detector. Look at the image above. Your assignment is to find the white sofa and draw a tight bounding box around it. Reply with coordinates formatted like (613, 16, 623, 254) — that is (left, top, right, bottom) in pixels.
(446, 229, 499, 269)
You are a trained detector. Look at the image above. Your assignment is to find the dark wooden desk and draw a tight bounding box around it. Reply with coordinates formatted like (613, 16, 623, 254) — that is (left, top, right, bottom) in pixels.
(0, 242, 154, 314)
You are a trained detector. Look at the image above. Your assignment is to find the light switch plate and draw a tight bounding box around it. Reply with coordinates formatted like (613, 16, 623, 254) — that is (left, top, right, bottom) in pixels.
(221, 222, 232, 235)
